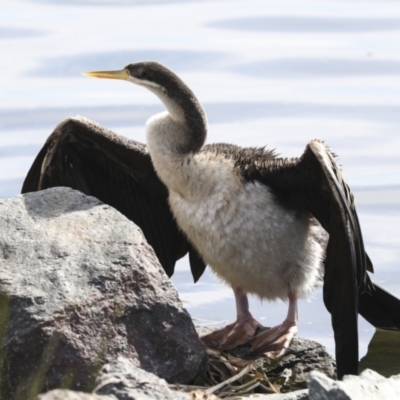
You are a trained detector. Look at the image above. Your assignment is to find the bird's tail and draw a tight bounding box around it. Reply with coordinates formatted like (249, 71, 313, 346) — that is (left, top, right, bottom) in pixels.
(359, 281, 400, 329)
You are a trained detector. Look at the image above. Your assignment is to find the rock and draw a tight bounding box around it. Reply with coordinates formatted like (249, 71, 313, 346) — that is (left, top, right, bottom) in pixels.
(37, 390, 114, 400)
(197, 326, 334, 396)
(308, 369, 400, 399)
(261, 336, 336, 392)
(0, 188, 207, 399)
(234, 389, 308, 399)
(93, 356, 190, 399)
(266, 390, 308, 400)
(202, 325, 336, 393)
(233, 369, 400, 399)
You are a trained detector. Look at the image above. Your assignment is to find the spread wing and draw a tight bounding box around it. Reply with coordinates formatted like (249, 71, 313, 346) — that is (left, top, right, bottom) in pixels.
(21, 116, 206, 281)
(248, 139, 400, 378)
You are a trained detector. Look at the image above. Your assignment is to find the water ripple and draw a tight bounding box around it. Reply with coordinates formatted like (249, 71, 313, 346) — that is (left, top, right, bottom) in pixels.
(1, 102, 400, 131)
(0, 27, 45, 39)
(207, 16, 400, 33)
(27, 50, 229, 78)
(233, 58, 400, 79)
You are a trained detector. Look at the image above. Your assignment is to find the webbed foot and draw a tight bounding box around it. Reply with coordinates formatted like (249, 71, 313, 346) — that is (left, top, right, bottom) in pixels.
(202, 316, 261, 350)
(250, 319, 297, 358)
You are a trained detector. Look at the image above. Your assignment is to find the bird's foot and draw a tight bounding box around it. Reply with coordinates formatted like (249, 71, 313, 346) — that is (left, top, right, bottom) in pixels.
(201, 316, 261, 351)
(249, 319, 298, 359)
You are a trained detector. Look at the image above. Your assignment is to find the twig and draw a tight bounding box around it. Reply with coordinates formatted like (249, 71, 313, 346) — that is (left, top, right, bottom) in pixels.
(205, 364, 255, 394)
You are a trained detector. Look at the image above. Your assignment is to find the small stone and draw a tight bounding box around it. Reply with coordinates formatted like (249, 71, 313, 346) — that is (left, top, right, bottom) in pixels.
(37, 390, 114, 400)
(94, 357, 190, 399)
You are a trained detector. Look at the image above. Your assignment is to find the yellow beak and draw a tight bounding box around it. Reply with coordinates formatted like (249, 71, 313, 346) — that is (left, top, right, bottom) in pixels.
(82, 68, 130, 81)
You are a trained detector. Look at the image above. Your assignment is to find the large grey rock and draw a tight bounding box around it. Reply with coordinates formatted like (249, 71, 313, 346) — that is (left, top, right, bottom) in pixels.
(308, 369, 400, 399)
(0, 188, 207, 399)
(93, 357, 190, 400)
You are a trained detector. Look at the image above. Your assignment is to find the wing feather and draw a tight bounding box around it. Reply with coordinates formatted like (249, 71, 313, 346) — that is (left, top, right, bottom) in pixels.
(245, 139, 369, 378)
(21, 116, 206, 279)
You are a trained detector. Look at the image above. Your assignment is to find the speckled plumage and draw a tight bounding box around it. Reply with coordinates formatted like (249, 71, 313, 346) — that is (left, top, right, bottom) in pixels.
(146, 111, 323, 301)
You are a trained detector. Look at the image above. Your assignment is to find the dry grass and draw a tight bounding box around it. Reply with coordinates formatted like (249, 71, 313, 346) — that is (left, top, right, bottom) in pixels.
(170, 347, 281, 399)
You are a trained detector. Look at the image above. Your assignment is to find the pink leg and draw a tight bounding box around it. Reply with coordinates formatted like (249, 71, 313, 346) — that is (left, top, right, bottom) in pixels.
(250, 290, 298, 358)
(201, 287, 261, 350)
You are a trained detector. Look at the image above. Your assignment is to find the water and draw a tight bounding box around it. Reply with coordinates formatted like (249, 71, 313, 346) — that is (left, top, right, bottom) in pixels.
(359, 329, 400, 377)
(1, 0, 399, 365)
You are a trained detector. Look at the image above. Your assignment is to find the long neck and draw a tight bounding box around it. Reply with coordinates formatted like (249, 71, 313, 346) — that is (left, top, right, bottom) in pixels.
(140, 73, 208, 155)
(144, 94, 205, 197)
(137, 68, 208, 195)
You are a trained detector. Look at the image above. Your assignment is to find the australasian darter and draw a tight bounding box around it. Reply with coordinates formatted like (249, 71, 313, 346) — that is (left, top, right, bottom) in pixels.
(22, 61, 400, 379)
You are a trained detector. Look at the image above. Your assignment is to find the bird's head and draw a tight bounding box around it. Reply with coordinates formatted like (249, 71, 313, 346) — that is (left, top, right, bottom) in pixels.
(83, 61, 183, 96)
(83, 61, 207, 153)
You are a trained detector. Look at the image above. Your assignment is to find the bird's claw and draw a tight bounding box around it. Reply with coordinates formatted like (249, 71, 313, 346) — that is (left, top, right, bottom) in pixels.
(250, 320, 298, 359)
(201, 316, 261, 351)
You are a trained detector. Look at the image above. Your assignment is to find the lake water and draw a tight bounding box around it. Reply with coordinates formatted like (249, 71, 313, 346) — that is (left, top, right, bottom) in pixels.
(1, 0, 400, 365)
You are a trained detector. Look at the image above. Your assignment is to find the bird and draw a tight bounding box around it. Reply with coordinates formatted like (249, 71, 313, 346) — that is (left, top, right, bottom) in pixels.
(22, 61, 400, 379)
